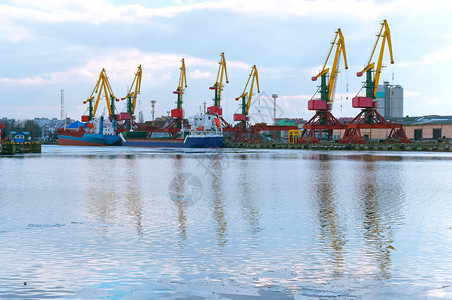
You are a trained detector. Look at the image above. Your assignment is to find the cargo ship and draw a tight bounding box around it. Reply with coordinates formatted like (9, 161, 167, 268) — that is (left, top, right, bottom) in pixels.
(120, 113, 223, 148)
(57, 117, 121, 146)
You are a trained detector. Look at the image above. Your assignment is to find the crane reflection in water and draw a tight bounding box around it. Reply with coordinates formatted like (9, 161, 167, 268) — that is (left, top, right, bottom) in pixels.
(207, 153, 228, 249)
(169, 155, 202, 246)
(353, 154, 404, 280)
(124, 156, 144, 239)
(310, 153, 346, 278)
(83, 156, 119, 235)
(237, 155, 261, 236)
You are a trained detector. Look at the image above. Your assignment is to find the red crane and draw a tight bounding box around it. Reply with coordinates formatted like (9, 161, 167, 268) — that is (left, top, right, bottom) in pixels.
(339, 20, 410, 144)
(298, 28, 348, 143)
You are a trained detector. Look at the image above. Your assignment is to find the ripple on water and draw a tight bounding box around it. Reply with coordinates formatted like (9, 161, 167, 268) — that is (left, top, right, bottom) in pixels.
(1, 148, 452, 298)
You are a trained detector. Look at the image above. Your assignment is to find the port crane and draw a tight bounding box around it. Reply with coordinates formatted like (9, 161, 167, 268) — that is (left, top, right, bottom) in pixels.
(167, 58, 190, 131)
(116, 65, 142, 132)
(297, 28, 348, 143)
(227, 64, 296, 143)
(207, 52, 229, 116)
(124, 65, 142, 116)
(231, 65, 260, 142)
(339, 20, 410, 144)
(82, 68, 118, 122)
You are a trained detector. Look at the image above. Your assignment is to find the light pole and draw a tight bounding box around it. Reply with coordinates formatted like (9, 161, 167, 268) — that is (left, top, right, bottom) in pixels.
(151, 100, 156, 121)
(272, 94, 278, 141)
(272, 94, 278, 125)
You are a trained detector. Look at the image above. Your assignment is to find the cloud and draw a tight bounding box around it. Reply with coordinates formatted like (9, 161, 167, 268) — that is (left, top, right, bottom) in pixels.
(398, 45, 452, 68)
(426, 98, 441, 107)
(0, 0, 425, 27)
(188, 70, 213, 79)
(404, 91, 420, 98)
(0, 49, 251, 86)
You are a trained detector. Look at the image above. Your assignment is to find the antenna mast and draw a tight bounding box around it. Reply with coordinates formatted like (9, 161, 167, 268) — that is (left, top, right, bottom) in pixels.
(60, 90, 64, 119)
(151, 100, 156, 121)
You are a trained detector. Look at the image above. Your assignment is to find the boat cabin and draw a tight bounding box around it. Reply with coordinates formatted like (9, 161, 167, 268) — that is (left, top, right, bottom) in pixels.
(10, 131, 30, 143)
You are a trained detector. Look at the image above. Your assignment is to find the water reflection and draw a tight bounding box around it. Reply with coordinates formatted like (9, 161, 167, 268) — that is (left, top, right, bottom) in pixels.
(208, 154, 228, 248)
(84, 160, 118, 234)
(354, 155, 403, 279)
(238, 157, 260, 236)
(124, 157, 144, 239)
(170, 155, 188, 247)
(310, 154, 346, 277)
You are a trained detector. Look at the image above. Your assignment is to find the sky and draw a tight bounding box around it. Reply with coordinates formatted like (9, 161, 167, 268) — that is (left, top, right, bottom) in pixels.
(1, 0, 452, 123)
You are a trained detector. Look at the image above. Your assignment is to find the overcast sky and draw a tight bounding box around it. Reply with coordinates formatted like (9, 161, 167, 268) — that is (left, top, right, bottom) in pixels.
(1, 0, 451, 123)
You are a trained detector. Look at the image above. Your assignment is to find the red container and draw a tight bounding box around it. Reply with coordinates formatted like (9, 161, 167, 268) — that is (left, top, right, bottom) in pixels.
(373, 101, 378, 108)
(171, 108, 184, 118)
(352, 97, 373, 108)
(233, 114, 246, 121)
(81, 115, 90, 122)
(119, 112, 131, 120)
(207, 106, 223, 115)
(308, 100, 327, 111)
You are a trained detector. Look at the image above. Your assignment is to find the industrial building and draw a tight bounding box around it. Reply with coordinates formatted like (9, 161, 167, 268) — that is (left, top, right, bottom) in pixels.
(329, 115, 452, 142)
(375, 81, 404, 118)
(390, 115, 452, 141)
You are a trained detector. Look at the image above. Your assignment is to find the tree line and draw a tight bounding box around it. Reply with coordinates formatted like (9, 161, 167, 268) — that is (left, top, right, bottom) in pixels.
(1, 119, 47, 141)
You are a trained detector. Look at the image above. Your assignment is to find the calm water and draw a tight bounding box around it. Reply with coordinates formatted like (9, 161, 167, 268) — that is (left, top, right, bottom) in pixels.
(1, 146, 452, 299)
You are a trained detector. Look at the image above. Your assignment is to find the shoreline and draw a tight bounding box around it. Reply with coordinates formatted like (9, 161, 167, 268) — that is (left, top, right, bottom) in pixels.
(223, 140, 452, 152)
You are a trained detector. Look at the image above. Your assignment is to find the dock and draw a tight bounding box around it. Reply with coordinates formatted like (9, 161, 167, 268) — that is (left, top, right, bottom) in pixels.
(224, 141, 452, 152)
(0, 141, 42, 155)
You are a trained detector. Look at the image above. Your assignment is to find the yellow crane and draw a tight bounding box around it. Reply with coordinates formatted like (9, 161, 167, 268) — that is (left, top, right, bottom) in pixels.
(123, 65, 142, 115)
(339, 20, 409, 143)
(83, 68, 118, 121)
(173, 58, 187, 110)
(296, 28, 348, 143)
(357, 19, 394, 99)
(170, 59, 188, 129)
(231, 65, 260, 142)
(115, 65, 143, 132)
(235, 65, 260, 117)
(311, 28, 348, 107)
(208, 53, 229, 114)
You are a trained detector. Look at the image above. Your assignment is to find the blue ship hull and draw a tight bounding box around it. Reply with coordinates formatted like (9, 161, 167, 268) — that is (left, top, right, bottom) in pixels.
(122, 135, 223, 148)
(58, 133, 121, 146)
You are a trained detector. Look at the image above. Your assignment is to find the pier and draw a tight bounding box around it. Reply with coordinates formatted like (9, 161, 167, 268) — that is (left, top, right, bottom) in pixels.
(0, 141, 41, 155)
(224, 140, 452, 152)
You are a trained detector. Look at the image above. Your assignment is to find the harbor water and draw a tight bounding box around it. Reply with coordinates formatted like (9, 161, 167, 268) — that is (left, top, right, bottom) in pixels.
(1, 146, 452, 299)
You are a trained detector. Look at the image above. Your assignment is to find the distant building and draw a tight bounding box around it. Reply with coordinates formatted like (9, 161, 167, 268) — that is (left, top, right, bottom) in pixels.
(338, 117, 354, 125)
(375, 81, 403, 118)
(33, 117, 73, 141)
(389, 115, 452, 141)
(275, 118, 306, 127)
(40, 123, 61, 141)
(331, 115, 452, 142)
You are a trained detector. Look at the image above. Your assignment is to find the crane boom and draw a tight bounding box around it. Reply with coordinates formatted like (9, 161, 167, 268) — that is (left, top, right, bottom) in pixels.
(83, 68, 118, 120)
(312, 28, 348, 103)
(210, 52, 229, 107)
(173, 58, 187, 109)
(358, 19, 394, 99)
(123, 65, 142, 115)
(169, 58, 188, 129)
(235, 65, 260, 115)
